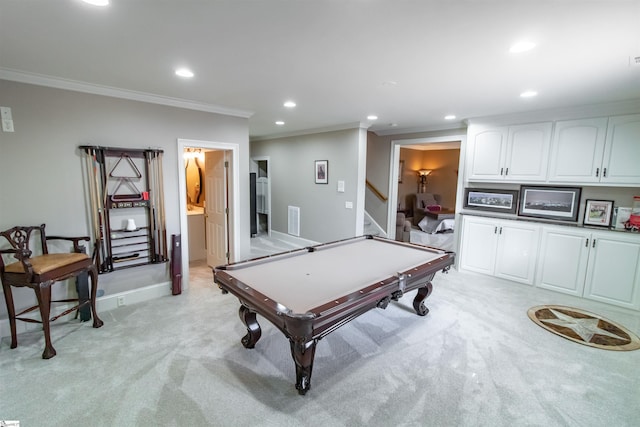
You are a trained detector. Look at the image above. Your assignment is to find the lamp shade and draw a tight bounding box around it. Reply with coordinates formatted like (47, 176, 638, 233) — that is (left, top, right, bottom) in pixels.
(418, 169, 432, 176)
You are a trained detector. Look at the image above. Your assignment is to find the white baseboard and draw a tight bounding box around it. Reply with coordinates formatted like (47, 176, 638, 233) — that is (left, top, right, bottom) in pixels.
(0, 281, 172, 341)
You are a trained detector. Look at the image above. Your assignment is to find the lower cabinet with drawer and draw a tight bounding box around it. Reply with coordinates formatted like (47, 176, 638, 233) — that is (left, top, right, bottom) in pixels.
(536, 226, 640, 310)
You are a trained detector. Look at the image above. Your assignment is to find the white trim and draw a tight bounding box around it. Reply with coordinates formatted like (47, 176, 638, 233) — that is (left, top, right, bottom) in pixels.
(0, 281, 171, 340)
(251, 122, 370, 141)
(355, 127, 368, 236)
(0, 67, 253, 118)
(270, 230, 319, 247)
(177, 139, 241, 290)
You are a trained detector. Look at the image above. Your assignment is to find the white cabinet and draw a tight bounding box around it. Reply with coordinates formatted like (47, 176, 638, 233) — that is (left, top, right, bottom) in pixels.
(548, 114, 640, 184)
(548, 118, 608, 183)
(536, 227, 591, 296)
(584, 231, 640, 309)
(460, 216, 540, 285)
(601, 114, 640, 184)
(536, 226, 640, 309)
(467, 123, 552, 182)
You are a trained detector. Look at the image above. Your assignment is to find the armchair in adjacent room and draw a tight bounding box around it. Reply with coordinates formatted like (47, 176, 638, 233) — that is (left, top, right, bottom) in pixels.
(395, 212, 412, 242)
(0, 224, 103, 359)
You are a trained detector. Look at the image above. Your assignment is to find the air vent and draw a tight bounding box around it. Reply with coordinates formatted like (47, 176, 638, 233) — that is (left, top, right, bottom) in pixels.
(288, 206, 300, 236)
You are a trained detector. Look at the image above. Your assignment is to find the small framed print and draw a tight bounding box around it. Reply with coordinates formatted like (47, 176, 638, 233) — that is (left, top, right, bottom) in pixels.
(314, 160, 328, 184)
(583, 199, 614, 227)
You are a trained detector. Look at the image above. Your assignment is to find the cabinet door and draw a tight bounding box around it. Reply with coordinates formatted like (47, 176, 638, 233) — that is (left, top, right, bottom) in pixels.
(584, 232, 640, 309)
(505, 123, 552, 182)
(547, 118, 608, 183)
(494, 221, 540, 285)
(467, 127, 508, 181)
(460, 216, 499, 275)
(601, 114, 640, 184)
(536, 227, 590, 295)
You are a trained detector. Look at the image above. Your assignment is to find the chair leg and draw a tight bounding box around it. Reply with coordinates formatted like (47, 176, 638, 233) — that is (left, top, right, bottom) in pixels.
(88, 266, 103, 329)
(34, 284, 56, 359)
(2, 283, 18, 349)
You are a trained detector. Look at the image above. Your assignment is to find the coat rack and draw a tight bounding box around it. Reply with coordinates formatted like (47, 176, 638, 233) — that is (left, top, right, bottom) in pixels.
(80, 145, 168, 273)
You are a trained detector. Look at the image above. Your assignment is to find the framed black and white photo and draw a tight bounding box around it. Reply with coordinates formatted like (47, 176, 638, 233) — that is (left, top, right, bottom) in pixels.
(584, 199, 614, 227)
(518, 186, 582, 222)
(463, 188, 519, 214)
(315, 160, 328, 184)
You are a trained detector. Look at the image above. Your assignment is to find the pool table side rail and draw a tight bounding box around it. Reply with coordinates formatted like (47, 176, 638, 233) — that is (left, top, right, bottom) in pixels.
(213, 250, 454, 342)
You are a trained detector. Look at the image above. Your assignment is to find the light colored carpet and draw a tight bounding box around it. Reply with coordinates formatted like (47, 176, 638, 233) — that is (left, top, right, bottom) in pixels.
(2, 262, 640, 426)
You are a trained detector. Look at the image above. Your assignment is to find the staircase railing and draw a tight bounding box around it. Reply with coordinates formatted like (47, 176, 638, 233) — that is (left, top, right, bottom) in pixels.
(366, 180, 387, 202)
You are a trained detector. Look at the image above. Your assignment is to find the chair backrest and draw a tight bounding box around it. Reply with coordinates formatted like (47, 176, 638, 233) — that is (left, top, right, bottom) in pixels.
(415, 193, 440, 210)
(0, 224, 48, 271)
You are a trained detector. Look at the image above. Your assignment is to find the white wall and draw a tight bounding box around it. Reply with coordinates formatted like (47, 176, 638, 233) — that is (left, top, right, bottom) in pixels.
(0, 79, 250, 321)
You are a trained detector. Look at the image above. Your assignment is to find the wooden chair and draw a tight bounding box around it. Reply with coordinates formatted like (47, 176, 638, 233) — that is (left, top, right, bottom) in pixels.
(0, 224, 103, 359)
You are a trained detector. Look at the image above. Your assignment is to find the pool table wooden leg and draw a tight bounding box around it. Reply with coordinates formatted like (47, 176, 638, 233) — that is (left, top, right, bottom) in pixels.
(239, 305, 262, 348)
(289, 338, 317, 395)
(412, 282, 433, 316)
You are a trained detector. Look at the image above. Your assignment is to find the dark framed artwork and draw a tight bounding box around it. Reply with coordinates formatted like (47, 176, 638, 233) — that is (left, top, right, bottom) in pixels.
(463, 188, 519, 214)
(398, 160, 404, 183)
(518, 186, 582, 221)
(583, 199, 614, 227)
(315, 160, 328, 184)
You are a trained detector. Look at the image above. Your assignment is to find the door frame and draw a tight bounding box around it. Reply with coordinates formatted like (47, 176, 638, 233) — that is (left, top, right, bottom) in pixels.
(177, 138, 240, 290)
(250, 155, 272, 237)
(387, 134, 466, 242)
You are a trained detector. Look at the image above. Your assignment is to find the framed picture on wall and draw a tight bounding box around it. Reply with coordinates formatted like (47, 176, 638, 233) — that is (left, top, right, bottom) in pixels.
(463, 188, 519, 214)
(398, 160, 404, 183)
(518, 186, 582, 221)
(315, 160, 328, 184)
(583, 199, 614, 227)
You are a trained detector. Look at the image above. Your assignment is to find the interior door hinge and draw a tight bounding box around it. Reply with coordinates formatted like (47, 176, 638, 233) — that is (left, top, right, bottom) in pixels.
(224, 161, 229, 167)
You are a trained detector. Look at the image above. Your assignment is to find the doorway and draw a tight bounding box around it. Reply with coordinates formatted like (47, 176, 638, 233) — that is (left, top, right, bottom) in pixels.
(388, 134, 467, 253)
(250, 156, 271, 237)
(177, 139, 240, 290)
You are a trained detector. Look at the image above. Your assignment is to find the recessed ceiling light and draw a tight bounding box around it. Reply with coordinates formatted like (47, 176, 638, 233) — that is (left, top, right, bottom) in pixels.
(509, 40, 536, 53)
(81, 0, 109, 5)
(275, 121, 285, 125)
(367, 115, 378, 121)
(175, 68, 194, 78)
(444, 115, 456, 120)
(283, 101, 296, 108)
(520, 90, 538, 98)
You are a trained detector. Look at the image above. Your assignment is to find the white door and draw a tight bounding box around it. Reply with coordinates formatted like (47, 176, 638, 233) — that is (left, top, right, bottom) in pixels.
(547, 118, 608, 183)
(536, 227, 590, 295)
(460, 216, 499, 275)
(205, 150, 229, 267)
(494, 221, 540, 285)
(584, 232, 640, 309)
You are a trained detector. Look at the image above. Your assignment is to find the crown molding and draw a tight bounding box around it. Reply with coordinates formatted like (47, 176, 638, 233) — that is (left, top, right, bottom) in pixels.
(250, 122, 370, 142)
(0, 68, 253, 119)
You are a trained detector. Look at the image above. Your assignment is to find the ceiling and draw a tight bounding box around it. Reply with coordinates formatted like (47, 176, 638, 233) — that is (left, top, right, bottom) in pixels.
(1, 0, 639, 140)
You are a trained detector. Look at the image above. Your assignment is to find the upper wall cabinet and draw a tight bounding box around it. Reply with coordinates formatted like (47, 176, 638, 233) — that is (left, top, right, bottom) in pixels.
(549, 114, 640, 184)
(547, 118, 608, 183)
(601, 114, 640, 184)
(467, 122, 552, 182)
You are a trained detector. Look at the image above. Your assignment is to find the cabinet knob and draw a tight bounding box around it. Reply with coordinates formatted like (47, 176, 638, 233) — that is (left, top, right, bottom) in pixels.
(603, 168, 607, 178)
(494, 226, 498, 234)
(585, 238, 589, 247)
(505, 168, 509, 176)
(595, 168, 599, 177)
(500, 167, 504, 176)
(592, 239, 596, 248)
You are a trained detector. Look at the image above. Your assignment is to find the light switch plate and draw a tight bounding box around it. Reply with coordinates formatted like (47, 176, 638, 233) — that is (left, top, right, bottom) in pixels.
(0, 106, 12, 120)
(2, 119, 14, 132)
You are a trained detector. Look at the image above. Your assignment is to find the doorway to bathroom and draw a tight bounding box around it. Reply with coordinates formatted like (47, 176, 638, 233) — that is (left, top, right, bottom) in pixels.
(177, 139, 240, 290)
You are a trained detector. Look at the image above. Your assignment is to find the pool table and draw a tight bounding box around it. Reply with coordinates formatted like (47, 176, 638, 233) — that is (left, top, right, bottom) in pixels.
(213, 235, 454, 395)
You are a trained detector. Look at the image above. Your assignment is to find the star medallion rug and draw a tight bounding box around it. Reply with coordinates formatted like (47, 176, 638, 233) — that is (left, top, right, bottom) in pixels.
(527, 305, 640, 351)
